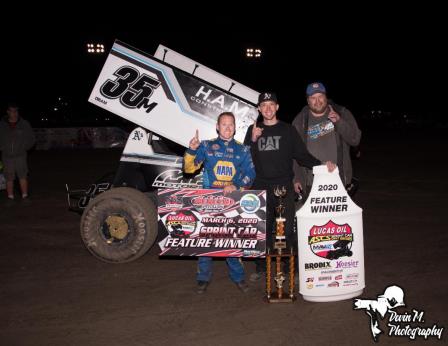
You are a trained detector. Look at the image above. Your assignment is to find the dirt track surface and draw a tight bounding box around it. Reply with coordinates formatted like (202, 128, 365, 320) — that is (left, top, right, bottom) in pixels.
(1, 132, 447, 345)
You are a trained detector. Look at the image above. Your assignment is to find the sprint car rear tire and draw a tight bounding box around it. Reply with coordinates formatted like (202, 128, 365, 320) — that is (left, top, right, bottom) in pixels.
(80, 187, 158, 263)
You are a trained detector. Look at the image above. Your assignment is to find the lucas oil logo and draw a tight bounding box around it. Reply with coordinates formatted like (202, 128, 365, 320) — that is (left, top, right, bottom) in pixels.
(213, 161, 235, 181)
(308, 220, 353, 260)
(165, 210, 198, 238)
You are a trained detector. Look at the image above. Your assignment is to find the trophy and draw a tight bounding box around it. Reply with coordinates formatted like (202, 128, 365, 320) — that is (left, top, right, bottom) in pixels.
(265, 186, 296, 303)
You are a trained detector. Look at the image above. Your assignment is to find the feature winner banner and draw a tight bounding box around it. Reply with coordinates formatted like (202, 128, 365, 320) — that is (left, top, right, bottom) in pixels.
(158, 189, 266, 257)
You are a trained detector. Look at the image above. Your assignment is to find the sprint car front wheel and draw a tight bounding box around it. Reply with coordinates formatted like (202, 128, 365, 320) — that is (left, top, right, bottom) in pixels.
(80, 187, 158, 263)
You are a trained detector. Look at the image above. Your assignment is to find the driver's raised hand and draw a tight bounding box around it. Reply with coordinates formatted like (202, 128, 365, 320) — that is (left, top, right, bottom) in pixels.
(189, 129, 200, 150)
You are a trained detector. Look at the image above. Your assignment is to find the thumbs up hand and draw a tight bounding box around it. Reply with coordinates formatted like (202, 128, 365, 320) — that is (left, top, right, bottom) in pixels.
(328, 105, 340, 123)
(251, 120, 263, 142)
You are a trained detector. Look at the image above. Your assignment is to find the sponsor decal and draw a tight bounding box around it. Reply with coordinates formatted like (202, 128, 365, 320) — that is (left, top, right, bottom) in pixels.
(320, 269, 343, 275)
(131, 130, 144, 141)
(335, 274, 343, 280)
(308, 220, 353, 260)
(165, 210, 197, 238)
(335, 259, 359, 269)
(100, 65, 161, 113)
(213, 161, 235, 181)
(191, 195, 235, 213)
(78, 182, 111, 208)
(318, 276, 332, 281)
(328, 281, 340, 288)
(240, 193, 261, 214)
(165, 195, 184, 209)
(211, 181, 232, 187)
(187, 85, 256, 120)
(243, 250, 262, 256)
(153, 169, 203, 189)
(305, 262, 331, 271)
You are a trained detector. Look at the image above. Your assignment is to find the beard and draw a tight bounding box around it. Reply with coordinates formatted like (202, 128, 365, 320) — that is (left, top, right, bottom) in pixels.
(309, 103, 327, 115)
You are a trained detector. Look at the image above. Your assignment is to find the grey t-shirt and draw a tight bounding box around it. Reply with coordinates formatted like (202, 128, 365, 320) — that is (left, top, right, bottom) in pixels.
(305, 113, 337, 185)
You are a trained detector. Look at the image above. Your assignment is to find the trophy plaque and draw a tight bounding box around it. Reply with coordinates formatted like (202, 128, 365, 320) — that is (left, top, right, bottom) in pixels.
(265, 186, 296, 303)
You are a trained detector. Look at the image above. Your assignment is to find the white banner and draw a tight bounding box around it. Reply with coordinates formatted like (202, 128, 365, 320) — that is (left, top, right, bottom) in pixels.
(296, 166, 365, 302)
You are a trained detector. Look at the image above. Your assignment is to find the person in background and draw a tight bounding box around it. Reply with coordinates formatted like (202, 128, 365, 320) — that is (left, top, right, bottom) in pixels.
(0, 103, 35, 204)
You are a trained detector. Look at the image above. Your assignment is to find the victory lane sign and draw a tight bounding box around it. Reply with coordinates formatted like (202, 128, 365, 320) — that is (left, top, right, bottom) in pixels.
(158, 189, 266, 257)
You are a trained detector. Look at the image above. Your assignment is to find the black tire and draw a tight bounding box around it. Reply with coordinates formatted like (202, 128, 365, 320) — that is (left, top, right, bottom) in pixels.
(80, 187, 158, 263)
(95, 171, 116, 185)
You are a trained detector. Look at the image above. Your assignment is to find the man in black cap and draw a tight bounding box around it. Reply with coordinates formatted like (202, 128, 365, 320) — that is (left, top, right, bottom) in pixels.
(244, 92, 336, 281)
(292, 82, 361, 199)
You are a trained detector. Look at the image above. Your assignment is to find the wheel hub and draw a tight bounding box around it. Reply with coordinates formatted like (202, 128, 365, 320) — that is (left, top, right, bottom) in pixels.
(105, 215, 129, 240)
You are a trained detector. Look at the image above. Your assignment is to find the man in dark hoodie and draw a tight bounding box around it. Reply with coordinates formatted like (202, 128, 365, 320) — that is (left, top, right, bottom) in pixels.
(0, 103, 35, 202)
(292, 82, 361, 198)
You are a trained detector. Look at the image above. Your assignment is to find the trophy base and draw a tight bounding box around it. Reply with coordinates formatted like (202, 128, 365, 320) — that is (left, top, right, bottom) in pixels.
(265, 250, 296, 303)
(265, 295, 296, 303)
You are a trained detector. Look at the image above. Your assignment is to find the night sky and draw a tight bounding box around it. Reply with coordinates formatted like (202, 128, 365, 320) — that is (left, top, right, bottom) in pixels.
(2, 15, 446, 125)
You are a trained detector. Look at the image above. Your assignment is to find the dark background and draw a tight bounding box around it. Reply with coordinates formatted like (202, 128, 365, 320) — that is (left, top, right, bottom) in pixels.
(1, 10, 447, 345)
(2, 12, 446, 131)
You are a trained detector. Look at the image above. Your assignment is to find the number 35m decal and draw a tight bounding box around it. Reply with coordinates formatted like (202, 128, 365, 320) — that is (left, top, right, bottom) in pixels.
(100, 66, 160, 113)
